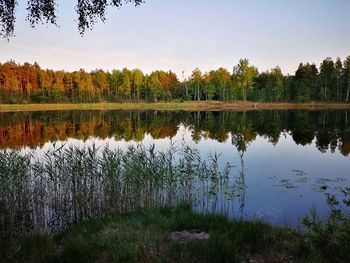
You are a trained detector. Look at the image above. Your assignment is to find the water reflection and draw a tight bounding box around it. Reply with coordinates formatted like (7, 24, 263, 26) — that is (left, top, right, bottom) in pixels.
(0, 110, 349, 156)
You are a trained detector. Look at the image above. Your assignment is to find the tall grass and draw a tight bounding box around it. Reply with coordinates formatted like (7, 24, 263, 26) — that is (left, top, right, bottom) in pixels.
(0, 143, 237, 241)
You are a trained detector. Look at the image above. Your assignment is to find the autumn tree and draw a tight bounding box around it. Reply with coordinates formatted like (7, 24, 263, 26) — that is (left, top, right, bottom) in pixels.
(92, 70, 109, 101)
(1, 56, 350, 104)
(214, 68, 231, 101)
(167, 71, 181, 99)
(52, 70, 66, 102)
(0, 61, 21, 103)
(157, 71, 179, 101)
(38, 69, 54, 101)
(73, 70, 95, 102)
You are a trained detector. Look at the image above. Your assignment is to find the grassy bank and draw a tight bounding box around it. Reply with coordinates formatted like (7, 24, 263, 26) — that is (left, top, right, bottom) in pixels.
(4, 204, 350, 263)
(1, 205, 304, 263)
(1, 101, 350, 112)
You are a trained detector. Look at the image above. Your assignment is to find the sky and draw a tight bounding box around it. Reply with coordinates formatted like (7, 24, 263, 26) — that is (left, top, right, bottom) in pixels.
(1, 0, 350, 78)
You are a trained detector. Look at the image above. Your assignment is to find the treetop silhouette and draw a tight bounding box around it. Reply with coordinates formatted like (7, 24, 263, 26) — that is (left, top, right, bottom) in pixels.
(0, 0, 144, 38)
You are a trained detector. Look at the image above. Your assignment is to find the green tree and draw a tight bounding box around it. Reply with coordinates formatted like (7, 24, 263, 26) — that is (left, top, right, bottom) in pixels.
(253, 71, 268, 101)
(233, 59, 258, 102)
(293, 63, 318, 102)
(131, 69, 144, 101)
(190, 68, 203, 101)
(320, 57, 335, 102)
(147, 72, 162, 102)
(110, 70, 123, 101)
(203, 72, 215, 101)
(121, 68, 132, 100)
(266, 66, 284, 102)
(344, 56, 350, 103)
(335, 57, 343, 102)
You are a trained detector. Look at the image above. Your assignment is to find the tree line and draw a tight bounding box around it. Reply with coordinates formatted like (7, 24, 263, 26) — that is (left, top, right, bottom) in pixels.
(0, 56, 350, 104)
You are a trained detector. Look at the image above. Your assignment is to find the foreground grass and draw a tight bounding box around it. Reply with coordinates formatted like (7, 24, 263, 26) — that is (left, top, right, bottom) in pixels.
(1, 101, 350, 112)
(2, 205, 305, 263)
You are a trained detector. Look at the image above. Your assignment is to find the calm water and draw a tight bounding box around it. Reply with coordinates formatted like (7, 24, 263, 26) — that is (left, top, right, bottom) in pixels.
(0, 109, 349, 230)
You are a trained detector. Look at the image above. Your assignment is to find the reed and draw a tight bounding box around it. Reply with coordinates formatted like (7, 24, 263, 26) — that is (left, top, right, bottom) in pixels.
(0, 143, 237, 241)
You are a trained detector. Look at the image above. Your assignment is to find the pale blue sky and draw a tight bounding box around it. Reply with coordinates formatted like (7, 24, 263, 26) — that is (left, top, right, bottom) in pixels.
(1, 0, 350, 77)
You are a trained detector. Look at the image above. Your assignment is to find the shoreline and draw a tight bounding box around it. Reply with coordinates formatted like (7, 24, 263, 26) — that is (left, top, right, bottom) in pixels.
(1, 101, 350, 112)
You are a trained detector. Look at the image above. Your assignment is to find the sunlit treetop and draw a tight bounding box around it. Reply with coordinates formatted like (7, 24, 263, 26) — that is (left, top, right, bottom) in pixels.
(0, 0, 144, 39)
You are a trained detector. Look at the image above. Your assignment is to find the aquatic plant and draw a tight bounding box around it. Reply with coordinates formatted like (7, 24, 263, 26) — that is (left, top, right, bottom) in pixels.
(0, 143, 235, 241)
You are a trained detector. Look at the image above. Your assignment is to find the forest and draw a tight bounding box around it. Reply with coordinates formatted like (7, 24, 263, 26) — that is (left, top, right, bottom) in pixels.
(0, 56, 350, 104)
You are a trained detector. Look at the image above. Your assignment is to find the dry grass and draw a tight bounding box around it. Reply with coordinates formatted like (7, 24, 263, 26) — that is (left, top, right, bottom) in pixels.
(1, 101, 349, 112)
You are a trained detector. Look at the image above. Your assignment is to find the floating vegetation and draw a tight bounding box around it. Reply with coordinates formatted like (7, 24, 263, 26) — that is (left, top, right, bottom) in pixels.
(315, 177, 347, 184)
(275, 179, 298, 190)
(295, 177, 309, 183)
(0, 143, 239, 241)
(292, 169, 307, 177)
(271, 170, 347, 193)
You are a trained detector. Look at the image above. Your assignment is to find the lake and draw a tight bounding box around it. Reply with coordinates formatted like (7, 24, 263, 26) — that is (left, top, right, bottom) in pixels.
(1, 109, 349, 235)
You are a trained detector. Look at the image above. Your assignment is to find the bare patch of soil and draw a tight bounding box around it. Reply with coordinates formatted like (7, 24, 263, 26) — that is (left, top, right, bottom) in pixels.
(170, 229, 209, 243)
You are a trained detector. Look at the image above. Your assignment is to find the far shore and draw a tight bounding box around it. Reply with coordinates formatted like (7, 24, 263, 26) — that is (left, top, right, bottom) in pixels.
(1, 101, 350, 112)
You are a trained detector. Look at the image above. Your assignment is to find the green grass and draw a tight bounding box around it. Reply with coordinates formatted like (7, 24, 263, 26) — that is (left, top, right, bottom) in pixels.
(2, 205, 303, 263)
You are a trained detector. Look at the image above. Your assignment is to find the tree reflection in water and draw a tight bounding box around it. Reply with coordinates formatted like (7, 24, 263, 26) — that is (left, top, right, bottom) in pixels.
(0, 110, 349, 156)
